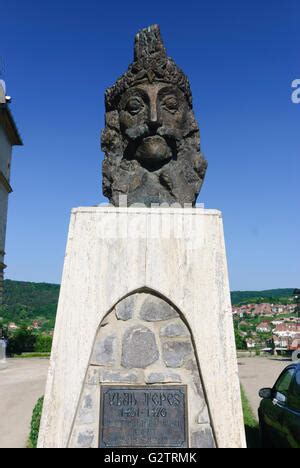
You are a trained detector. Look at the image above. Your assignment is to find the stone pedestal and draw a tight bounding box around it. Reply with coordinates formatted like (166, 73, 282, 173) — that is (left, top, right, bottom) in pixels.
(38, 207, 246, 448)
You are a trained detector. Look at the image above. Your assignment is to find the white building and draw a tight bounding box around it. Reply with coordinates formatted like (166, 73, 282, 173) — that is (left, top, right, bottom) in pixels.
(271, 320, 284, 329)
(246, 338, 256, 349)
(0, 80, 22, 303)
(256, 322, 272, 333)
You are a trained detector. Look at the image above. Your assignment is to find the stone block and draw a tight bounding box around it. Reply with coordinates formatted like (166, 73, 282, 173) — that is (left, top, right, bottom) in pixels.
(162, 341, 192, 367)
(191, 425, 216, 448)
(145, 372, 182, 384)
(90, 334, 116, 366)
(197, 406, 210, 425)
(100, 370, 138, 383)
(116, 294, 139, 321)
(122, 326, 159, 368)
(77, 430, 94, 448)
(185, 359, 204, 396)
(78, 393, 96, 425)
(140, 295, 178, 322)
(160, 321, 190, 338)
(86, 367, 99, 385)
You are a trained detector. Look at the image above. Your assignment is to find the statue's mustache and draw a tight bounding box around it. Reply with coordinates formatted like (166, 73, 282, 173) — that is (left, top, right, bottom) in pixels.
(125, 124, 181, 142)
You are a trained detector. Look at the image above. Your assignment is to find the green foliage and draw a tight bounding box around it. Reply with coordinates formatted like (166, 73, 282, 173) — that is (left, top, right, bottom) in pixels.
(0, 321, 8, 339)
(3, 280, 60, 308)
(234, 328, 247, 350)
(0, 280, 59, 331)
(231, 289, 294, 306)
(0, 280, 295, 325)
(6, 329, 53, 356)
(239, 324, 251, 333)
(28, 397, 44, 449)
(15, 353, 50, 359)
(241, 386, 260, 448)
(7, 326, 36, 355)
(35, 335, 53, 353)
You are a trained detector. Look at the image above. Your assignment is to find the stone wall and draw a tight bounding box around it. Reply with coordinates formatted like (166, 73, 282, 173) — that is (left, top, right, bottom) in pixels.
(69, 291, 215, 448)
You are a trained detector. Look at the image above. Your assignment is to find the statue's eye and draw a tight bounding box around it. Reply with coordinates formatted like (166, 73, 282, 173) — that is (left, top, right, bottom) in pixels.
(125, 97, 144, 115)
(161, 95, 178, 113)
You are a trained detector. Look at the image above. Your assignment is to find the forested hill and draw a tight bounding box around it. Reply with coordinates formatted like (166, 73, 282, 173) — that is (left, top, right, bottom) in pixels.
(0, 280, 295, 327)
(3, 280, 60, 308)
(231, 289, 294, 306)
(0, 280, 60, 328)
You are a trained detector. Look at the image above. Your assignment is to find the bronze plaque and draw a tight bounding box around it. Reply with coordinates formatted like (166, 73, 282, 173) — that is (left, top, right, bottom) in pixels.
(99, 386, 188, 448)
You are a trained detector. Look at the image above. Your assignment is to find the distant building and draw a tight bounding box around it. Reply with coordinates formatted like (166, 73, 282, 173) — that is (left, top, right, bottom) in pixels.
(271, 320, 284, 326)
(246, 338, 256, 349)
(271, 305, 284, 314)
(32, 320, 42, 330)
(0, 79, 22, 303)
(232, 303, 296, 318)
(273, 335, 289, 349)
(285, 316, 300, 323)
(256, 322, 272, 333)
(273, 322, 300, 338)
(255, 303, 273, 316)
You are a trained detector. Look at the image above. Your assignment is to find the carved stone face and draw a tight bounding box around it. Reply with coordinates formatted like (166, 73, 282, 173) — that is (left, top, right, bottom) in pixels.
(101, 25, 207, 207)
(118, 83, 188, 171)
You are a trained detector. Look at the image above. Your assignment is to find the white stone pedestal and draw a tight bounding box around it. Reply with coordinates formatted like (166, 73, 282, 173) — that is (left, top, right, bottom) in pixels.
(38, 207, 246, 448)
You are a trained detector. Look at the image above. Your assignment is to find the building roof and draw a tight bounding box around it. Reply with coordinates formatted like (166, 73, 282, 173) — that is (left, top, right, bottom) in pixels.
(274, 323, 300, 334)
(257, 322, 271, 329)
(0, 103, 23, 146)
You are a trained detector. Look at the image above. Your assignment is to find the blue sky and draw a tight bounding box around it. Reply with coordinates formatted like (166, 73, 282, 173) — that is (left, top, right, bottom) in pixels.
(1, 0, 299, 290)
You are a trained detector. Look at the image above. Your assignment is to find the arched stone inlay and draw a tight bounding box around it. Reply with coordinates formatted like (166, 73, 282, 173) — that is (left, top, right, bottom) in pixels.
(69, 291, 216, 448)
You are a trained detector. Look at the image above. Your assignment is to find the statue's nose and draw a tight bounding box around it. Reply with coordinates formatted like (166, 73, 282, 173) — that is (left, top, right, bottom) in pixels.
(148, 104, 161, 132)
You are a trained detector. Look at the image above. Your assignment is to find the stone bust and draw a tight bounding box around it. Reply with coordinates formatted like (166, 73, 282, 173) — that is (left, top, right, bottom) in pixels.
(102, 25, 207, 207)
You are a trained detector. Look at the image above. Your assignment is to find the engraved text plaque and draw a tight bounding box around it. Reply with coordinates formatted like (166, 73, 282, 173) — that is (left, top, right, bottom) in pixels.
(99, 386, 188, 448)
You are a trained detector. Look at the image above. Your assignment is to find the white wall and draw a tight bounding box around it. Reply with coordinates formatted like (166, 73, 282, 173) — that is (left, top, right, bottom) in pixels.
(0, 184, 8, 261)
(0, 125, 12, 181)
(0, 123, 12, 300)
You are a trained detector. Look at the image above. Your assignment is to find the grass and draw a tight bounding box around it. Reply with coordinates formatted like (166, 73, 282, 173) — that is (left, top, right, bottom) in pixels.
(241, 385, 260, 448)
(27, 397, 44, 448)
(13, 352, 50, 359)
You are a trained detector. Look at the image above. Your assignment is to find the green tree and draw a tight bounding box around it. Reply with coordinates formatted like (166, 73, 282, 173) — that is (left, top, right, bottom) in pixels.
(7, 326, 36, 355)
(0, 321, 8, 339)
(234, 328, 247, 350)
(35, 335, 52, 353)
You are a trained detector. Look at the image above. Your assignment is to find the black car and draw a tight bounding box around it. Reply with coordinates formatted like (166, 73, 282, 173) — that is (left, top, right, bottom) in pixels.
(258, 363, 300, 448)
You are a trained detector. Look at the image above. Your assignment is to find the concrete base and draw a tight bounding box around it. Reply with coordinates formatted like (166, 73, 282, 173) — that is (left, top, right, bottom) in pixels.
(38, 207, 246, 448)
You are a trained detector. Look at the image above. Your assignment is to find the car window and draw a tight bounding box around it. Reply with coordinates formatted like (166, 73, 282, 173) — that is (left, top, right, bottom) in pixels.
(275, 368, 295, 396)
(288, 370, 300, 413)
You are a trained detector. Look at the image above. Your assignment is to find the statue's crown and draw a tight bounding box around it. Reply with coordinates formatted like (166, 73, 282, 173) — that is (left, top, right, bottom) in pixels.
(105, 25, 192, 110)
